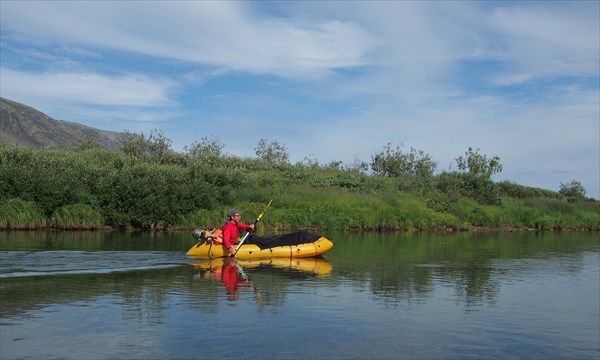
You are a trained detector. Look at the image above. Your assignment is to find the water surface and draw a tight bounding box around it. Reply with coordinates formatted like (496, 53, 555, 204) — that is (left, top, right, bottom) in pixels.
(1, 231, 598, 359)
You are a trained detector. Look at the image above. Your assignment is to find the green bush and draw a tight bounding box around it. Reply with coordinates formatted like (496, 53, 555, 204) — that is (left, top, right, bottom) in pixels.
(498, 180, 563, 200)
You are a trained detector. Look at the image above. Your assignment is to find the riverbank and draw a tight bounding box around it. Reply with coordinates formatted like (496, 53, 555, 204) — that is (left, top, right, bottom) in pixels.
(2, 145, 598, 232)
(2, 223, 598, 233)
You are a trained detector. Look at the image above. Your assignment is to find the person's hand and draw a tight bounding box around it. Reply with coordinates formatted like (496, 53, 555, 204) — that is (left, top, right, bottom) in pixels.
(229, 248, 237, 256)
(249, 224, 255, 230)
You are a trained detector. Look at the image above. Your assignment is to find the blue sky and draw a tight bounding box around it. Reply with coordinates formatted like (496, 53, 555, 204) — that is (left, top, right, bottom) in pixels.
(1, 1, 599, 199)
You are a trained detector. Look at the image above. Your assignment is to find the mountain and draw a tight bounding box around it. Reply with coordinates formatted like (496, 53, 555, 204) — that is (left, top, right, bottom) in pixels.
(0, 97, 126, 151)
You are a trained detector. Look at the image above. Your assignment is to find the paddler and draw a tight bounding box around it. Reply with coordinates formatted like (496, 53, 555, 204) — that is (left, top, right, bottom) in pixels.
(222, 209, 254, 256)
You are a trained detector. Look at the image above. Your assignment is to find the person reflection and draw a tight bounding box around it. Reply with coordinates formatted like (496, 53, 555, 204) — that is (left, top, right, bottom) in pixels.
(221, 258, 253, 301)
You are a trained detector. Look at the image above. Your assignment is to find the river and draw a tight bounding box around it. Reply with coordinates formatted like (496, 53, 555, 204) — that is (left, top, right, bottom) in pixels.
(1, 230, 598, 359)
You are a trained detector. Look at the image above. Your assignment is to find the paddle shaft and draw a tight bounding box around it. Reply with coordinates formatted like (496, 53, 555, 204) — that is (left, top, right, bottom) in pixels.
(233, 200, 272, 255)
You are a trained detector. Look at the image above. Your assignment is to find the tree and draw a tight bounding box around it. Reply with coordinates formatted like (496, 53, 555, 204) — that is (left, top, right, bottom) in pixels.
(370, 143, 436, 178)
(299, 154, 320, 168)
(183, 135, 224, 158)
(121, 129, 173, 163)
(345, 157, 369, 173)
(451, 147, 503, 205)
(455, 147, 502, 178)
(255, 138, 289, 164)
(559, 180, 587, 202)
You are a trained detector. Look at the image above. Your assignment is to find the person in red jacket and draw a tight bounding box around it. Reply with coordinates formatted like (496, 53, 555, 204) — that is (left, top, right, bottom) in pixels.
(222, 208, 254, 256)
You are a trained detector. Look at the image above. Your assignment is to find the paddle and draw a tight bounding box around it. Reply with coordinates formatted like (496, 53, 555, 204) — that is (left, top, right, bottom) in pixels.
(233, 200, 272, 257)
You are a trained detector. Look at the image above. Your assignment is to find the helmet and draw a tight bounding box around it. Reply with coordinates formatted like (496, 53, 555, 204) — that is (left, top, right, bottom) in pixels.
(227, 208, 240, 220)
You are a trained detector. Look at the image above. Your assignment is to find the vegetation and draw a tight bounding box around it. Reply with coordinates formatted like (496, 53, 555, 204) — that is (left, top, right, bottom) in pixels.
(559, 179, 588, 203)
(0, 134, 598, 232)
(0, 198, 46, 229)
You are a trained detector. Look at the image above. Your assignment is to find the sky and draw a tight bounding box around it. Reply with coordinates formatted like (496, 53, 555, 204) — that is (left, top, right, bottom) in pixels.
(1, 1, 599, 199)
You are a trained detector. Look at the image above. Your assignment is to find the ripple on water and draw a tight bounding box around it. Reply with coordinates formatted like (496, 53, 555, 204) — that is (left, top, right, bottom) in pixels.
(0, 251, 190, 278)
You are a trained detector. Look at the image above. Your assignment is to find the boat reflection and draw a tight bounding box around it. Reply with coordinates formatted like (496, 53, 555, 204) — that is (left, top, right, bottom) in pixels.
(192, 257, 333, 277)
(191, 257, 333, 300)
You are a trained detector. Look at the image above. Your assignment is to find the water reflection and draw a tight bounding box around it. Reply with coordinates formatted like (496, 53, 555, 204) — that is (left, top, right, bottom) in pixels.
(193, 258, 255, 301)
(191, 257, 333, 302)
(191, 257, 333, 277)
(0, 230, 192, 252)
(324, 231, 598, 308)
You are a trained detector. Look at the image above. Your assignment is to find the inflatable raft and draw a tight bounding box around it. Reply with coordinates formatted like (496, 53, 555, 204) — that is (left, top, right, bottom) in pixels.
(186, 230, 333, 259)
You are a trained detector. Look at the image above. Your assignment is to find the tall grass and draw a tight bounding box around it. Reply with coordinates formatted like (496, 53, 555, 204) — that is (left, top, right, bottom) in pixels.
(225, 186, 459, 231)
(50, 204, 104, 230)
(0, 198, 46, 229)
(499, 198, 600, 230)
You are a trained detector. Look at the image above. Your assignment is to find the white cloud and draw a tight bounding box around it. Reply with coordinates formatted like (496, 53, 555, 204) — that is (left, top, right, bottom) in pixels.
(0, 67, 175, 107)
(484, 3, 599, 84)
(1, 1, 375, 79)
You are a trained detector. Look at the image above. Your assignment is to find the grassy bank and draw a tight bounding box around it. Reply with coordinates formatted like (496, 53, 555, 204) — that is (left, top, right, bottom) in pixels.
(1, 144, 598, 231)
(180, 185, 599, 232)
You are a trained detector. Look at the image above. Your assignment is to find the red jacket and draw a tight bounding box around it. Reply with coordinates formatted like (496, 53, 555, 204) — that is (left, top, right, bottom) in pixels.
(222, 220, 253, 250)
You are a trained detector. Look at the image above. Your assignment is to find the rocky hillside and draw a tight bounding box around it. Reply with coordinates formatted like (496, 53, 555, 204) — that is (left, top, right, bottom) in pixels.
(0, 97, 126, 151)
